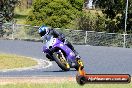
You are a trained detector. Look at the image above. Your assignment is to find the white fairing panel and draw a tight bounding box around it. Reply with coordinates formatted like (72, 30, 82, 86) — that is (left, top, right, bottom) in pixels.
(46, 36, 57, 49)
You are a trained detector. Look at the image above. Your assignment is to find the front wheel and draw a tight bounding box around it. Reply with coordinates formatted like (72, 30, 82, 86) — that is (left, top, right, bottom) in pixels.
(53, 50, 70, 71)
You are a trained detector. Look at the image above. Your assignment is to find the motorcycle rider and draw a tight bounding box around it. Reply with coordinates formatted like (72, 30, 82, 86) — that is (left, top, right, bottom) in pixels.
(38, 25, 80, 61)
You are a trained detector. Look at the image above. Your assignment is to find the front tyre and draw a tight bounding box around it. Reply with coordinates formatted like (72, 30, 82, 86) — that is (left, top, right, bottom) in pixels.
(53, 50, 70, 71)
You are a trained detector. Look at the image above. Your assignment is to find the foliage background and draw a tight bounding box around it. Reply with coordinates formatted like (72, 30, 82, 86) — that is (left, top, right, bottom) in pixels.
(1, 0, 132, 33)
(26, 0, 83, 29)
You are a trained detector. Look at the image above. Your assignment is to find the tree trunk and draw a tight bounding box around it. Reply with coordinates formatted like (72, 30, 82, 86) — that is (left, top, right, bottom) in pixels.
(83, 0, 89, 8)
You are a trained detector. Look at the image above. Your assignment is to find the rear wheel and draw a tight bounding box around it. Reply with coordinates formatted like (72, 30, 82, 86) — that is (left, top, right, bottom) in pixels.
(53, 50, 70, 71)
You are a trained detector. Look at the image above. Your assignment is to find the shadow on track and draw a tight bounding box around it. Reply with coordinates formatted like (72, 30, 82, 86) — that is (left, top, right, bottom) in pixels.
(43, 69, 76, 72)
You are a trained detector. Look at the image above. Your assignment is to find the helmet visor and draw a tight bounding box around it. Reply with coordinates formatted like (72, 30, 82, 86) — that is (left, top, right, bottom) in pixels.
(39, 31, 46, 37)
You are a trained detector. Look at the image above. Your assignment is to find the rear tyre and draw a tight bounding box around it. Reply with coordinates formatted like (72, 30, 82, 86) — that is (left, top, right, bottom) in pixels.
(53, 50, 70, 71)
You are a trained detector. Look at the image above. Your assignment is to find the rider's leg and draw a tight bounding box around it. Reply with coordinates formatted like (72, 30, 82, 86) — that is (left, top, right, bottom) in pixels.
(64, 39, 84, 69)
(64, 40, 80, 58)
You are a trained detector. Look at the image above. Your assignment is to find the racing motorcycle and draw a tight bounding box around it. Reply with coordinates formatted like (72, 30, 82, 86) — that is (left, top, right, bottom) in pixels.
(42, 36, 84, 71)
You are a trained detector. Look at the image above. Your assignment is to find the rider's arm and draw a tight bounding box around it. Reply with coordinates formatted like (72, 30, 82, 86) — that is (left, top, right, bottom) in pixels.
(41, 35, 47, 42)
(51, 29, 65, 39)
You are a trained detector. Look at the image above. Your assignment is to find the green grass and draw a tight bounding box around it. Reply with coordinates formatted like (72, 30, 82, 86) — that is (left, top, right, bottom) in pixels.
(0, 54, 37, 69)
(0, 82, 132, 88)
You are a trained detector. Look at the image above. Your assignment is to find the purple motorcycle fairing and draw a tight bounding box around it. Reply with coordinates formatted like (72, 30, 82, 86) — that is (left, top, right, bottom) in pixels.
(54, 42, 76, 61)
(43, 38, 76, 62)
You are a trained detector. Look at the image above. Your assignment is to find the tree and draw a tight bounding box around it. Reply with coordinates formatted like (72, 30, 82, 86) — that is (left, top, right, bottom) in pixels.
(27, 0, 83, 28)
(75, 11, 105, 31)
(0, 0, 18, 21)
(93, 0, 132, 33)
(83, 0, 89, 8)
(18, 0, 33, 9)
(93, 0, 125, 19)
(68, 0, 84, 10)
(0, 0, 18, 37)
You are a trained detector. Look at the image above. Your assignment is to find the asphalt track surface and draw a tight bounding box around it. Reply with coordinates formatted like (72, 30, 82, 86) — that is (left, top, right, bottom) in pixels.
(0, 40, 132, 77)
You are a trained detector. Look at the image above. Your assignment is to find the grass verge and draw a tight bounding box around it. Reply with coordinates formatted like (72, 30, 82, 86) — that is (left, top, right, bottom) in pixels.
(0, 54, 37, 69)
(0, 82, 131, 88)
